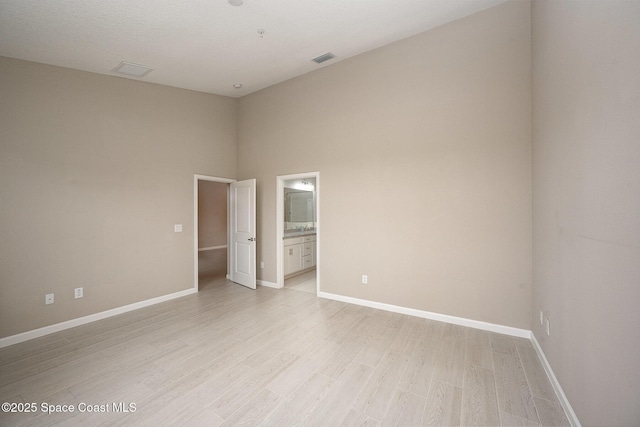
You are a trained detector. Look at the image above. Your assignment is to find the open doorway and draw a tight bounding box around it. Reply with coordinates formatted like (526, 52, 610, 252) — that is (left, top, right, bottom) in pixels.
(276, 172, 320, 294)
(193, 175, 234, 291)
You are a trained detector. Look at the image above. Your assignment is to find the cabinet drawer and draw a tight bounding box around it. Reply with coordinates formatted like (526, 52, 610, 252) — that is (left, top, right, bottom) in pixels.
(302, 254, 313, 269)
(284, 237, 303, 246)
(303, 235, 316, 243)
(303, 242, 313, 256)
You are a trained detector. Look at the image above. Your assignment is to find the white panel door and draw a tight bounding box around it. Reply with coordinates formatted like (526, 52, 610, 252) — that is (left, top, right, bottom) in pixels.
(230, 179, 256, 289)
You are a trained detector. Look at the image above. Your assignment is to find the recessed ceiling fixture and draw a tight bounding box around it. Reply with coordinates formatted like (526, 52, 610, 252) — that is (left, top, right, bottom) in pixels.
(233, 84, 243, 89)
(228, 0, 243, 6)
(111, 61, 153, 77)
(311, 52, 335, 64)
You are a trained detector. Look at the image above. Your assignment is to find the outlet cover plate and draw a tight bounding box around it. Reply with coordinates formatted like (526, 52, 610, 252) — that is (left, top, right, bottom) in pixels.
(545, 317, 550, 336)
(539, 310, 544, 326)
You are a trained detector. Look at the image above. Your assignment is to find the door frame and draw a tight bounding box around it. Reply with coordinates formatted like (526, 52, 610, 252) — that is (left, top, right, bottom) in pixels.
(276, 171, 320, 291)
(193, 174, 235, 291)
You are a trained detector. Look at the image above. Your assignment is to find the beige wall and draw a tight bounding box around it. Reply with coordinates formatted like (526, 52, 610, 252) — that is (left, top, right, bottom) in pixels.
(198, 181, 228, 248)
(532, 1, 640, 425)
(239, 0, 532, 328)
(0, 57, 237, 338)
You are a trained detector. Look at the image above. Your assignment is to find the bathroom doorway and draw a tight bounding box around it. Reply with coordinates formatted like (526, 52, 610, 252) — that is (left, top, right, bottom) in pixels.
(276, 172, 320, 294)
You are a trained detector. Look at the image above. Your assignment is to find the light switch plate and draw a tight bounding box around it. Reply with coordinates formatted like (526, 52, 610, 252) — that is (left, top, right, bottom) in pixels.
(174, 224, 183, 233)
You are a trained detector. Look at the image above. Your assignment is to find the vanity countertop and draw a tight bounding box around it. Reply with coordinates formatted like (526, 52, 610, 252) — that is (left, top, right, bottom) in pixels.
(283, 231, 316, 239)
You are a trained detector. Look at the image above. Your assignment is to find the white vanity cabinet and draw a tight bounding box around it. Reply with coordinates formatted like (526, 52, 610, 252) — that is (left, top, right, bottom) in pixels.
(284, 237, 303, 276)
(284, 234, 316, 277)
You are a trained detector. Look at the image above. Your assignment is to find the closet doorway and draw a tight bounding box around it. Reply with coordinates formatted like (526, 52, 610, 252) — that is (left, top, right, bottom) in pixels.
(276, 172, 320, 294)
(193, 175, 234, 291)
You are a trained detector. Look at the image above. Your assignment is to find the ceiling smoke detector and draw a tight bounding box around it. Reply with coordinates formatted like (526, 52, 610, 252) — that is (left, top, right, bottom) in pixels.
(228, 0, 243, 6)
(111, 61, 153, 77)
(311, 52, 335, 64)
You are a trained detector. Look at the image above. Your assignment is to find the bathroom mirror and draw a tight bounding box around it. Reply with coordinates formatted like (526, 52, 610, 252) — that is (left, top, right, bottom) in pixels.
(284, 189, 314, 222)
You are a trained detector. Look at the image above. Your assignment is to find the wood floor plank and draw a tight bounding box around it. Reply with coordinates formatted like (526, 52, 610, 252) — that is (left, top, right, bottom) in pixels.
(387, 317, 425, 357)
(354, 323, 399, 368)
(210, 350, 299, 420)
(492, 348, 539, 423)
(353, 351, 410, 420)
(423, 380, 462, 427)
(397, 320, 443, 396)
(534, 397, 571, 427)
(461, 364, 500, 427)
(316, 336, 365, 380)
(465, 328, 493, 370)
(340, 409, 382, 427)
(217, 388, 280, 426)
(304, 361, 374, 426)
(516, 343, 558, 402)
(432, 323, 467, 388)
(491, 332, 518, 354)
(315, 303, 368, 344)
(500, 410, 542, 426)
(178, 407, 225, 427)
(265, 334, 339, 397)
(380, 388, 426, 427)
(263, 372, 334, 425)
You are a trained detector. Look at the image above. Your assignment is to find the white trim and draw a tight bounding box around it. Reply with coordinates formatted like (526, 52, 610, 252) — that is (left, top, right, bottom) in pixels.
(530, 333, 581, 427)
(276, 172, 320, 292)
(0, 288, 197, 349)
(257, 280, 279, 289)
(317, 291, 531, 339)
(194, 174, 235, 291)
(198, 245, 227, 252)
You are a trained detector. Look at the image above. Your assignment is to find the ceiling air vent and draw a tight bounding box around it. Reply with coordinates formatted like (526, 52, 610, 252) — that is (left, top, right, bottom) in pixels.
(111, 61, 154, 77)
(311, 52, 335, 64)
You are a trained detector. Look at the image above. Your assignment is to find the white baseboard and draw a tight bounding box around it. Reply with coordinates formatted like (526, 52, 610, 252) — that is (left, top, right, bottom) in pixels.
(198, 245, 227, 252)
(257, 280, 279, 289)
(0, 288, 197, 349)
(317, 291, 531, 339)
(530, 333, 581, 427)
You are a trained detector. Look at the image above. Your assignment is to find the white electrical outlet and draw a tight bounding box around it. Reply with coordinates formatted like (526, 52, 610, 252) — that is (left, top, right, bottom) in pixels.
(362, 275, 368, 284)
(45, 293, 54, 305)
(539, 310, 544, 326)
(75, 287, 84, 299)
(545, 317, 550, 336)
(260, 261, 264, 269)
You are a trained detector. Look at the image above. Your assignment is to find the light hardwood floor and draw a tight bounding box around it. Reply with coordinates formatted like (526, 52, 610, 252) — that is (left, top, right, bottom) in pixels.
(284, 270, 317, 295)
(0, 276, 570, 426)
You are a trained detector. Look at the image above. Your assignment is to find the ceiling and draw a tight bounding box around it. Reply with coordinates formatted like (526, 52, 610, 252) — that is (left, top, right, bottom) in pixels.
(0, 0, 507, 98)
